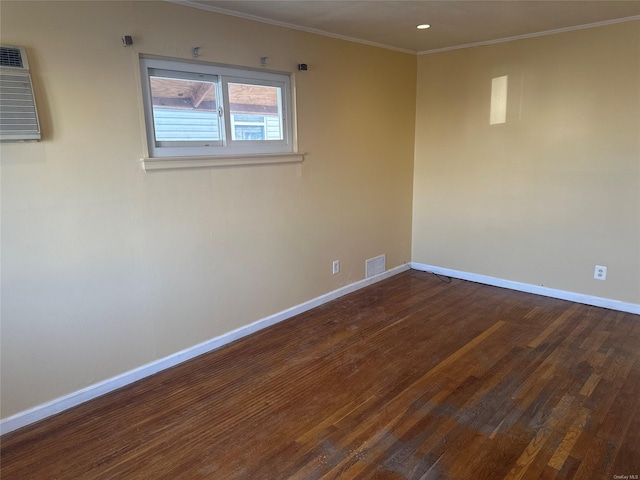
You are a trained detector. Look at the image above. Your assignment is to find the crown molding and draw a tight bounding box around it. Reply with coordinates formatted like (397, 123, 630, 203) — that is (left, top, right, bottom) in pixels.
(417, 15, 640, 55)
(165, 2, 640, 57)
(166, 0, 416, 55)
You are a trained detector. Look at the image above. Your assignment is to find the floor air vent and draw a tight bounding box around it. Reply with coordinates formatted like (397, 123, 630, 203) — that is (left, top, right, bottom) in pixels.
(366, 254, 386, 279)
(0, 45, 41, 142)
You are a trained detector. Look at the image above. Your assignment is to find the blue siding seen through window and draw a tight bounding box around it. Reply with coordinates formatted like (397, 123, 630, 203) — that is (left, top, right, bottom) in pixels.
(153, 108, 220, 142)
(153, 110, 282, 142)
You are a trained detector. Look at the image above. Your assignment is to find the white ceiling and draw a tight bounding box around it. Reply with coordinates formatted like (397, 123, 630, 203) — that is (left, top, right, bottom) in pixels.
(175, 0, 640, 54)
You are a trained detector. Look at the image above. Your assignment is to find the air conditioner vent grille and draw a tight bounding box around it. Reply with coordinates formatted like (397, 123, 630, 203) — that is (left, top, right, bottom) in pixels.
(0, 47, 23, 68)
(0, 45, 40, 141)
(0, 74, 39, 132)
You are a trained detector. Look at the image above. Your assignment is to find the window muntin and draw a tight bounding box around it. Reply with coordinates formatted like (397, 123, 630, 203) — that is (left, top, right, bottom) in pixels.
(140, 57, 293, 158)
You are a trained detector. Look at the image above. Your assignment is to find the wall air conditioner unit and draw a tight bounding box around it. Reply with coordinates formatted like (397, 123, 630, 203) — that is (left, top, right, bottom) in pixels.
(0, 45, 41, 141)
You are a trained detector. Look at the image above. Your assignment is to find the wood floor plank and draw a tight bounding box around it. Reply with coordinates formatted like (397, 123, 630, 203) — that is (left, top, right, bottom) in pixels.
(1, 271, 639, 479)
(610, 368, 640, 476)
(547, 407, 591, 471)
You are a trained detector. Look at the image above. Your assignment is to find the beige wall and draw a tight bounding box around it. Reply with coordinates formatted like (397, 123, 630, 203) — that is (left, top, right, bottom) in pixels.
(413, 21, 640, 304)
(0, 1, 416, 418)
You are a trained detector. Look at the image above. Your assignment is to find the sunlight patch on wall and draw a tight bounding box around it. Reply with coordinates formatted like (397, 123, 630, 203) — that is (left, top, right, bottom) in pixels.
(490, 75, 508, 125)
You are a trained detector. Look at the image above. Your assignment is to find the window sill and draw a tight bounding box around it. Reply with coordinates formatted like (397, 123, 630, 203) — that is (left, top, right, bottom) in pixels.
(141, 152, 304, 172)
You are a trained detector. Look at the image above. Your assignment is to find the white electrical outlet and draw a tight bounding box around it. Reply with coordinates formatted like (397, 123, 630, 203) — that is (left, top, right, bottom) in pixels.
(332, 260, 340, 275)
(594, 265, 607, 281)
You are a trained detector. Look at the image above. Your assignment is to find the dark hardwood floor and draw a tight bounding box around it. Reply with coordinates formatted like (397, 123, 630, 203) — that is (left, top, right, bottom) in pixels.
(2, 270, 639, 479)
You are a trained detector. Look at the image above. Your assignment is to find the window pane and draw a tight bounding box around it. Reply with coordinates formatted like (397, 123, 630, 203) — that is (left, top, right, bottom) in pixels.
(228, 83, 282, 141)
(149, 76, 219, 141)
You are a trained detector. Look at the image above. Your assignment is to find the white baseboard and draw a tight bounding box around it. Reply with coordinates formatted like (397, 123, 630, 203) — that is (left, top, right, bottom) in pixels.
(0, 264, 410, 435)
(411, 262, 640, 315)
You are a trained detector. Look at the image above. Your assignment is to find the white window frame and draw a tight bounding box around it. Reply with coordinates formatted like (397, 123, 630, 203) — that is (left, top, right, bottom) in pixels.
(140, 56, 295, 162)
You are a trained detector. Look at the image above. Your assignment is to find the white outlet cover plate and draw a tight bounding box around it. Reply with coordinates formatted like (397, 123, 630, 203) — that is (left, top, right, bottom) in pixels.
(594, 265, 607, 280)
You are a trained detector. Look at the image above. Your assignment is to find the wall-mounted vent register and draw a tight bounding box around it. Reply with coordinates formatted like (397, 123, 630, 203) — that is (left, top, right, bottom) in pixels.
(0, 45, 41, 141)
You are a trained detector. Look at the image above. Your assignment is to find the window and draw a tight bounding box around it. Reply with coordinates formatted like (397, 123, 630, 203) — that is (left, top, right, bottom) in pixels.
(140, 57, 294, 159)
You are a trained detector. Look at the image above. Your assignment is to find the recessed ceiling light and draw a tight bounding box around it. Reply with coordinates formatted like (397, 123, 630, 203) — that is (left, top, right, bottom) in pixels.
(417, 24, 431, 30)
